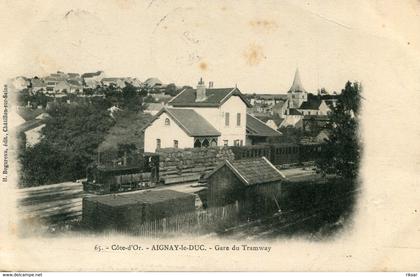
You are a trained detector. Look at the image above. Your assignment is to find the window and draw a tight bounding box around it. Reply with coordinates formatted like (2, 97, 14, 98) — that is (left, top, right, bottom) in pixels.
(240, 140, 243, 146)
(225, 112, 230, 126)
(223, 140, 228, 146)
(165, 118, 170, 126)
(210, 139, 218, 147)
(202, 139, 209, 147)
(156, 139, 161, 149)
(234, 140, 240, 146)
(174, 140, 178, 148)
(236, 113, 241, 126)
(194, 139, 201, 148)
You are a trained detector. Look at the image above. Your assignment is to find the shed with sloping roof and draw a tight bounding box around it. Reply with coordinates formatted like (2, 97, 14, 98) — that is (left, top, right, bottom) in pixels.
(204, 157, 286, 217)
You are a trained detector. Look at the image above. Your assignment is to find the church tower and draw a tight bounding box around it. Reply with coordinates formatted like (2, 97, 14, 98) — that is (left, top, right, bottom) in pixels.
(287, 68, 307, 109)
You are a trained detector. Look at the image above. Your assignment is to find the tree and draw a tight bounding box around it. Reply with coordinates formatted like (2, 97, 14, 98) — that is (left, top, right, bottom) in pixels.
(19, 101, 115, 186)
(122, 82, 147, 112)
(97, 110, 153, 166)
(318, 87, 328, 95)
(278, 126, 304, 143)
(98, 110, 152, 152)
(164, 83, 178, 96)
(17, 88, 31, 106)
(144, 95, 158, 103)
(316, 81, 361, 179)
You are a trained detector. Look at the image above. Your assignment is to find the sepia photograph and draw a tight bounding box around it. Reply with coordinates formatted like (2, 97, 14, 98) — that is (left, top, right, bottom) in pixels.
(12, 68, 360, 240)
(1, 0, 420, 273)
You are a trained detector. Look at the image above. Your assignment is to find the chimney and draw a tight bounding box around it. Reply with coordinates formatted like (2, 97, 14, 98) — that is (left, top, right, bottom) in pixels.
(208, 81, 214, 88)
(196, 78, 207, 102)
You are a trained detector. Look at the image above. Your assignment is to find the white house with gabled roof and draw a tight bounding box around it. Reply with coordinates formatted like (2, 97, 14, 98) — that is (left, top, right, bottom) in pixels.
(142, 78, 282, 152)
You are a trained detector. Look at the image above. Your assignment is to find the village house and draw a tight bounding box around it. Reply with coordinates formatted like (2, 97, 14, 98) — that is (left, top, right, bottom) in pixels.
(144, 102, 165, 116)
(101, 77, 127, 88)
(248, 94, 288, 106)
(296, 94, 330, 116)
(16, 116, 47, 148)
(67, 73, 80, 79)
(31, 78, 46, 93)
(54, 79, 84, 94)
(265, 117, 284, 131)
(44, 72, 67, 94)
(10, 76, 30, 91)
(321, 94, 339, 109)
(125, 77, 143, 87)
(302, 115, 330, 133)
(10, 108, 26, 128)
(144, 77, 163, 88)
(144, 77, 166, 93)
(278, 109, 304, 129)
(22, 121, 45, 147)
(151, 93, 173, 103)
(82, 71, 105, 88)
(204, 157, 285, 217)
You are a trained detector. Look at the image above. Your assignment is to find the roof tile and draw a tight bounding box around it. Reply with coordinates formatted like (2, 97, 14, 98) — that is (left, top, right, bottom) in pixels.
(227, 157, 285, 185)
(169, 87, 251, 107)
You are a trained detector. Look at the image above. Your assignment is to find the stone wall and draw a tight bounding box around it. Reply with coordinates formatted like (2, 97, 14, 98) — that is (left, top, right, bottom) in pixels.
(156, 147, 235, 184)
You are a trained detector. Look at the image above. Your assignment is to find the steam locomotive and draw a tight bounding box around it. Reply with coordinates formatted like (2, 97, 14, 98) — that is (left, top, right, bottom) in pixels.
(83, 154, 159, 194)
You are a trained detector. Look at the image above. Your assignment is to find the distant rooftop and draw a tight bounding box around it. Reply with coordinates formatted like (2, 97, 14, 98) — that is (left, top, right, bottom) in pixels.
(248, 94, 288, 100)
(246, 114, 282, 137)
(82, 71, 104, 78)
(298, 94, 322, 110)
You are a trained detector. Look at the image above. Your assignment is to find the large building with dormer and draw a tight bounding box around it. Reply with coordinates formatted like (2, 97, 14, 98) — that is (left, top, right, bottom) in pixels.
(142, 79, 282, 152)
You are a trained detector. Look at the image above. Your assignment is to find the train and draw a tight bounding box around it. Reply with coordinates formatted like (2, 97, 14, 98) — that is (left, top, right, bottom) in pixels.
(84, 142, 324, 194)
(83, 154, 160, 194)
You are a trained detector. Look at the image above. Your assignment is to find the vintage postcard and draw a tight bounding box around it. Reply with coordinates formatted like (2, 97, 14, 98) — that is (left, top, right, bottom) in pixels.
(1, 0, 420, 272)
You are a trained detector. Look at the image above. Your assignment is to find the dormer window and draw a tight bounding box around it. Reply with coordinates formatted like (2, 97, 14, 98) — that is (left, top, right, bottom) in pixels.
(165, 118, 170, 126)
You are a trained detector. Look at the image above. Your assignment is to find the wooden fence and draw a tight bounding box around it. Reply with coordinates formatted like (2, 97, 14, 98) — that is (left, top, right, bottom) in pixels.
(131, 202, 240, 237)
(17, 182, 84, 227)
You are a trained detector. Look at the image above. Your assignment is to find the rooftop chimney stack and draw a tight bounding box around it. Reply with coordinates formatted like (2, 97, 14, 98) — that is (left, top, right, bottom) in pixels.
(208, 81, 214, 88)
(196, 77, 207, 102)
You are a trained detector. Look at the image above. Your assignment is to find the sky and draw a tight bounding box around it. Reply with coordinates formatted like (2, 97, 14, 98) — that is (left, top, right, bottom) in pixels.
(1, 0, 419, 94)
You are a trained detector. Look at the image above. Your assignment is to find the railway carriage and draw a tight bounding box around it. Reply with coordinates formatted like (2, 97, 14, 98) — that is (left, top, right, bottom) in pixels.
(231, 142, 323, 166)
